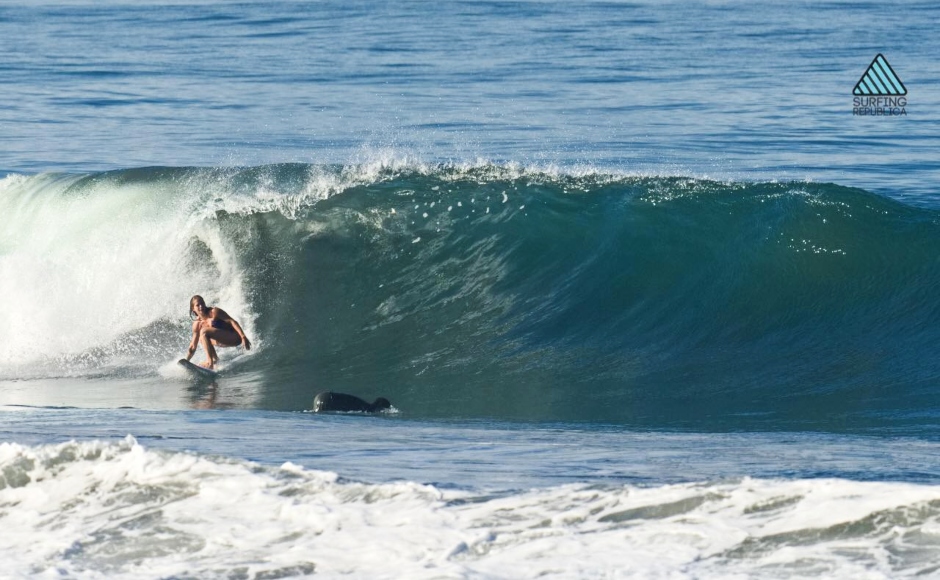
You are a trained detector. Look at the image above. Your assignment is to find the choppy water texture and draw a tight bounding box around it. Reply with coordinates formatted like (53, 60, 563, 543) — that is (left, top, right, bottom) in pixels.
(2, 1, 940, 199)
(3, 1, 940, 578)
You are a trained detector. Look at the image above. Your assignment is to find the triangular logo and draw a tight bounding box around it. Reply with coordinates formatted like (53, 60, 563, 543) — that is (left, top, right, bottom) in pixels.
(853, 54, 906, 96)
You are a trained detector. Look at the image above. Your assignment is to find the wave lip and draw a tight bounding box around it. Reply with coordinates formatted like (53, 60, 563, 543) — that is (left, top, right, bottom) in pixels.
(2, 437, 940, 578)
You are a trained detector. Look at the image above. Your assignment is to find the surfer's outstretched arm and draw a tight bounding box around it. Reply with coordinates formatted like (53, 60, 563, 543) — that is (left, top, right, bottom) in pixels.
(233, 320, 251, 350)
(185, 320, 201, 361)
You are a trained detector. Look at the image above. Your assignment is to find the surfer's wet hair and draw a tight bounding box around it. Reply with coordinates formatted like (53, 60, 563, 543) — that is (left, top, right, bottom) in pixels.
(189, 295, 207, 318)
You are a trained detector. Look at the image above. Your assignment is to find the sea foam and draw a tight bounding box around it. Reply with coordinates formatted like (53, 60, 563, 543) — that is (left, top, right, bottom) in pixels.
(2, 437, 939, 578)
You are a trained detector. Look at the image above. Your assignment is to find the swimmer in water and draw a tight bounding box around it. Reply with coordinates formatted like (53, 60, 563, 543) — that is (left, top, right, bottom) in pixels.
(185, 295, 251, 369)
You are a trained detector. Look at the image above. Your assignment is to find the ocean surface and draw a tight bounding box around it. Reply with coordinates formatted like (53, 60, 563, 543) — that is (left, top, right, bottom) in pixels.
(2, 1, 940, 578)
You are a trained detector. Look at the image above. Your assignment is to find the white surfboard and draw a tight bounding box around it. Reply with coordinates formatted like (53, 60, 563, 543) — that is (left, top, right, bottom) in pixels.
(178, 359, 218, 378)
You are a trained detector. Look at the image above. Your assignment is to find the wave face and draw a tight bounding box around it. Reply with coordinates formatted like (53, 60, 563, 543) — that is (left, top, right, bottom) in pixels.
(2, 164, 940, 427)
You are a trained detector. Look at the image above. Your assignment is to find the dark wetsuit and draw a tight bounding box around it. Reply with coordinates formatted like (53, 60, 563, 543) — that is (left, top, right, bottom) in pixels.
(313, 391, 392, 413)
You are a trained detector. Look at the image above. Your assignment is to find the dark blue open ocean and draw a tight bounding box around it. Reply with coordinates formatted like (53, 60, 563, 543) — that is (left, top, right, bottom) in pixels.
(3, 1, 940, 577)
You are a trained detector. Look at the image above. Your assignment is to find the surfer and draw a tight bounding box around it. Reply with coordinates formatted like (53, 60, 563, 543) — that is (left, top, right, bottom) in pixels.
(185, 295, 251, 369)
(313, 391, 391, 413)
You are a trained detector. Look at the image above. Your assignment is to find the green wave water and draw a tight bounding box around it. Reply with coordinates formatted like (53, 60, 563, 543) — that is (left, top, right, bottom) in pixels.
(3, 164, 939, 430)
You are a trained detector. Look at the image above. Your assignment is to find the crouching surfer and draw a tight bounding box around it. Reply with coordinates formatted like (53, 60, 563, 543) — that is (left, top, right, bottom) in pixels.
(185, 295, 251, 369)
(313, 391, 391, 413)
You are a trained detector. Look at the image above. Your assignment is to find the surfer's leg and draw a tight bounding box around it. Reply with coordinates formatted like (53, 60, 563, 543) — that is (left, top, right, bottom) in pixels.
(197, 324, 241, 368)
(199, 329, 219, 368)
(203, 327, 241, 347)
